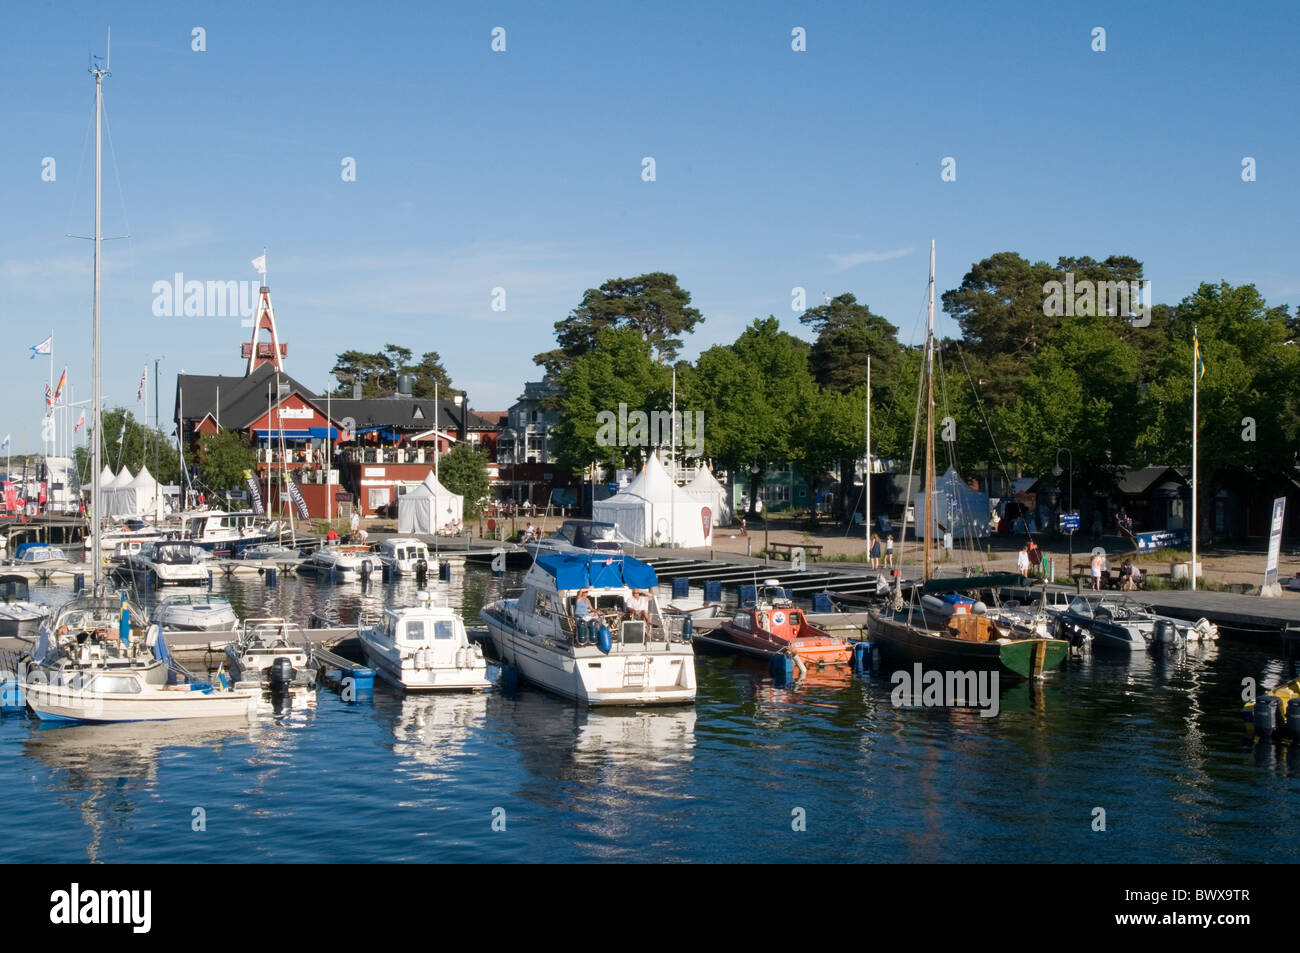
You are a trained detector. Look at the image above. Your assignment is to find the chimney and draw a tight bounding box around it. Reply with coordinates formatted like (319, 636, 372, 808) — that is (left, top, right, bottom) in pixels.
(351, 380, 362, 399)
(396, 374, 413, 397)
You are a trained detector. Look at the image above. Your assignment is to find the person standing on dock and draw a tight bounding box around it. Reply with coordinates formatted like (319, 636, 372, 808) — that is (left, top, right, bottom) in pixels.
(1017, 545, 1030, 576)
(869, 534, 881, 570)
(1090, 551, 1105, 590)
(885, 534, 895, 567)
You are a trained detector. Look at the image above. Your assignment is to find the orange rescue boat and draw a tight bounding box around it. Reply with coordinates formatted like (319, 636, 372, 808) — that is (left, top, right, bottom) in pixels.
(718, 590, 853, 666)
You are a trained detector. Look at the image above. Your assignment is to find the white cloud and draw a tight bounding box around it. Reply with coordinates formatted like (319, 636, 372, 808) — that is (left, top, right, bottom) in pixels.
(827, 247, 914, 271)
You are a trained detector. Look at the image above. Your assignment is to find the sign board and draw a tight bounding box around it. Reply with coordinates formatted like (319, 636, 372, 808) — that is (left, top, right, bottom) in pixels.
(1265, 497, 1286, 588)
(335, 492, 353, 503)
(363, 466, 385, 477)
(278, 407, 313, 419)
(1060, 512, 1081, 532)
(1135, 529, 1190, 552)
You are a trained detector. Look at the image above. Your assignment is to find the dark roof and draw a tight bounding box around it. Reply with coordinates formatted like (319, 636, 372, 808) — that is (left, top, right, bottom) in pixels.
(327, 398, 498, 433)
(1115, 466, 1185, 496)
(176, 364, 320, 430)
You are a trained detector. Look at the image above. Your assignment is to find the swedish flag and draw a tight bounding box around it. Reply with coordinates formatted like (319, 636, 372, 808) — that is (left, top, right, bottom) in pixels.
(1194, 329, 1206, 381)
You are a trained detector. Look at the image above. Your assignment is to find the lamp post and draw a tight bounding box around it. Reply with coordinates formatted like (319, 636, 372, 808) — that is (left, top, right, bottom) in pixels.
(1053, 448, 1073, 574)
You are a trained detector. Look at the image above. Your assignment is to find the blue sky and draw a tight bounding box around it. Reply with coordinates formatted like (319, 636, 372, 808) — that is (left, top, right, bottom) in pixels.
(2, 0, 1297, 453)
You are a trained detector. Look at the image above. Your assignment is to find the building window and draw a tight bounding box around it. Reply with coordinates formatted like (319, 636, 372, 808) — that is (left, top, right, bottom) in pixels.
(760, 484, 790, 504)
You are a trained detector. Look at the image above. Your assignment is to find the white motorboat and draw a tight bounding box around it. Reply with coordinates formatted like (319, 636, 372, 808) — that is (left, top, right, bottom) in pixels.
(0, 574, 49, 640)
(85, 525, 165, 557)
(9, 544, 70, 572)
(181, 511, 282, 557)
(20, 592, 256, 722)
(153, 592, 239, 632)
(359, 590, 491, 691)
(127, 540, 210, 586)
(376, 537, 434, 576)
(481, 552, 697, 706)
(240, 542, 302, 560)
(302, 543, 377, 580)
(1055, 597, 1213, 653)
(523, 519, 634, 559)
(223, 617, 318, 697)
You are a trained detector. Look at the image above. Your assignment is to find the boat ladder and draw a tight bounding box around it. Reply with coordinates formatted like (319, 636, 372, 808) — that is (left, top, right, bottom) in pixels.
(622, 656, 648, 689)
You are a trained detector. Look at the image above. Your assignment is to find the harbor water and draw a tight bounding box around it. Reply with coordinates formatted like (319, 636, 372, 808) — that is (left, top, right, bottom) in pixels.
(1, 566, 1297, 863)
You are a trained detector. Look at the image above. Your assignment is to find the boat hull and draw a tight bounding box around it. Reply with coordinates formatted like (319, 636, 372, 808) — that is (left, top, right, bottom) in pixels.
(869, 612, 1068, 679)
(717, 621, 852, 664)
(482, 606, 696, 707)
(359, 632, 491, 692)
(23, 683, 257, 722)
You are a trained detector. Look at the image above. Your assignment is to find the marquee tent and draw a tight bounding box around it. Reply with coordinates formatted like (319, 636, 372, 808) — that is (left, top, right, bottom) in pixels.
(683, 464, 731, 527)
(592, 452, 711, 548)
(397, 470, 465, 535)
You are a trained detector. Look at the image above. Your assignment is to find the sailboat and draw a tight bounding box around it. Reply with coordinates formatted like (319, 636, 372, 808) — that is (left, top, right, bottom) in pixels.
(866, 243, 1069, 680)
(19, 41, 256, 722)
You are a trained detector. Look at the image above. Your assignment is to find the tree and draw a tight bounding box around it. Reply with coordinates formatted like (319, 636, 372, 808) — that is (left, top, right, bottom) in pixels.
(534, 273, 704, 376)
(191, 429, 258, 495)
(549, 327, 672, 471)
(78, 407, 182, 484)
(330, 346, 461, 398)
(439, 442, 491, 518)
(798, 292, 903, 519)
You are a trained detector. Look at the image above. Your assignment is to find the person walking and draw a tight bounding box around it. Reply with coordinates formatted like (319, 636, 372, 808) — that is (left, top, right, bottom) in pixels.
(885, 534, 895, 567)
(1017, 545, 1031, 576)
(869, 533, 881, 570)
(1090, 551, 1105, 591)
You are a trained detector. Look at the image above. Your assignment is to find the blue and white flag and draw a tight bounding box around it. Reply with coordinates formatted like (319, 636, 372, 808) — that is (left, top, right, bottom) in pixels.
(0, 435, 8, 450)
(29, 336, 52, 359)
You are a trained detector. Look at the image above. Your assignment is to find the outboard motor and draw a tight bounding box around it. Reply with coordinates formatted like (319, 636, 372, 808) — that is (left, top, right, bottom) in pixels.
(1254, 695, 1280, 738)
(1287, 697, 1300, 743)
(415, 558, 428, 587)
(1150, 619, 1182, 654)
(269, 656, 295, 694)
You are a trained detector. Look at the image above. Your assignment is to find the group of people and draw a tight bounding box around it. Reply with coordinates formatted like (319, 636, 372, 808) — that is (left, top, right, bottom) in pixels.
(1016, 540, 1044, 576)
(572, 587, 652, 625)
(867, 533, 895, 570)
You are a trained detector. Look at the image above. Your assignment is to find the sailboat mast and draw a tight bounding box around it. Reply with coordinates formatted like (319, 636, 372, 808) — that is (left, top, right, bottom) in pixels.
(90, 56, 106, 588)
(1191, 325, 1199, 591)
(924, 241, 936, 582)
(865, 354, 871, 558)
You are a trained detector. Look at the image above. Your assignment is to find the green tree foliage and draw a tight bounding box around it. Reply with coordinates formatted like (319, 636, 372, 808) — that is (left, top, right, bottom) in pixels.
(191, 429, 258, 495)
(534, 273, 704, 376)
(439, 442, 491, 518)
(79, 408, 182, 485)
(549, 327, 672, 471)
(331, 346, 459, 399)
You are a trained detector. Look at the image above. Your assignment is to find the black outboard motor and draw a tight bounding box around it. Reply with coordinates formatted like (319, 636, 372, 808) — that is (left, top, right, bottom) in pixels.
(1254, 694, 1280, 738)
(1287, 697, 1300, 743)
(415, 558, 428, 587)
(269, 656, 295, 694)
(1150, 619, 1182, 654)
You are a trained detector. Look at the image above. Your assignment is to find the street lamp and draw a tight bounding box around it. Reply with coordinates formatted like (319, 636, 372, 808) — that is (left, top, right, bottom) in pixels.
(1053, 447, 1073, 572)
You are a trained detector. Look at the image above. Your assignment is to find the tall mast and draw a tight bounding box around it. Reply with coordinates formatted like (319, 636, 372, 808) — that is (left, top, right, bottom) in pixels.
(924, 241, 936, 582)
(865, 354, 871, 558)
(1191, 325, 1199, 591)
(90, 45, 108, 588)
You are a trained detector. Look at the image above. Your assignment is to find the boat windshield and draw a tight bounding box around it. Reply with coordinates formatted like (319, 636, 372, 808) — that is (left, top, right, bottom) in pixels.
(155, 545, 203, 564)
(0, 576, 31, 603)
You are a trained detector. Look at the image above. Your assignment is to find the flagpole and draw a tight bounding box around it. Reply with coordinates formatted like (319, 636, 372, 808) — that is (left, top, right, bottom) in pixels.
(1191, 326, 1198, 592)
(866, 353, 871, 559)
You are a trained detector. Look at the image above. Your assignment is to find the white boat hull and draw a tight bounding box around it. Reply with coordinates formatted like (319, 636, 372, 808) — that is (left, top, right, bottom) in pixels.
(359, 628, 490, 692)
(23, 682, 257, 722)
(482, 610, 696, 707)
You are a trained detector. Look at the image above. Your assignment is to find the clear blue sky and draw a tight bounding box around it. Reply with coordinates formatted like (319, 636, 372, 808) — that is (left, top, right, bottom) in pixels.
(2, 0, 1297, 453)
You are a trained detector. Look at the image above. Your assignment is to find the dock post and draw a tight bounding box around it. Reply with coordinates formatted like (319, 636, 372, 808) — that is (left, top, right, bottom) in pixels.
(207, 570, 214, 589)
(74, 572, 85, 592)
(266, 567, 277, 587)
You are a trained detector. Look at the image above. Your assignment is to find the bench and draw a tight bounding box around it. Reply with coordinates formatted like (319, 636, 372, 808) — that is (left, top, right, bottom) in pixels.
(767, 542, 823, 562)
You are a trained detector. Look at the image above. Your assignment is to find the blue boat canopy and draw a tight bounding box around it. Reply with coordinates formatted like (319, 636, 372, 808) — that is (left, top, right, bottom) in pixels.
(535, 553, 658, 590)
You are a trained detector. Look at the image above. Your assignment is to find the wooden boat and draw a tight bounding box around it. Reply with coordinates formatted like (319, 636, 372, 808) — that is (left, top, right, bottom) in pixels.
(717, 585, 852, 665)
(870, 576, 1069, 679)
(866, 244, 1067, 681)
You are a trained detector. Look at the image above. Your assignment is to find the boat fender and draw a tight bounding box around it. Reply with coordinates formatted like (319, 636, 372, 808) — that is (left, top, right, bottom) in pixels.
(971, 601, 987, 615)
(597, 626, 612, 654)
(575, 622, 589, 646)
(681, 617, 693, 642)
(455, 646, 466, 669)
(792, 652, 807, 678)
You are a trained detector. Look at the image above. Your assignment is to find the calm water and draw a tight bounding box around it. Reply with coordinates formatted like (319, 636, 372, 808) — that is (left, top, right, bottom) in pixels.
(2, 567, 1297, 863)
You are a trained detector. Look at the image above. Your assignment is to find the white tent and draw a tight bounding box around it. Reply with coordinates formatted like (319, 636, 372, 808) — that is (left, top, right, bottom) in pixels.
(102, 467, 132, 517)
(683, 464, 731, 527)
(397, 470, 464, 535)
(913, 466, 991, 542)
(593, 452, 711, 548)
(95, 466, 115, 515)
(112, 465, 159, 518)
